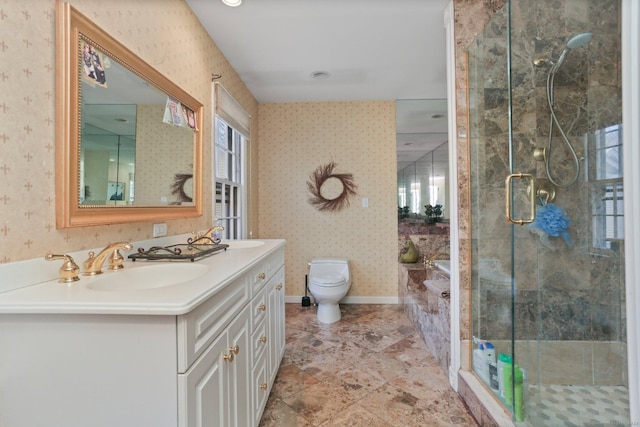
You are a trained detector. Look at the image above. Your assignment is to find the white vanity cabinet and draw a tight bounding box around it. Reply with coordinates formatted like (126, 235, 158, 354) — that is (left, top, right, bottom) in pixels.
(0, 241, 286, 427)
(178, 248, 285, 427)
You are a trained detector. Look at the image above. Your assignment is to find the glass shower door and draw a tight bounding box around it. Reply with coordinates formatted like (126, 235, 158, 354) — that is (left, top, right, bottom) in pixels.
(469, 0, 629, 425)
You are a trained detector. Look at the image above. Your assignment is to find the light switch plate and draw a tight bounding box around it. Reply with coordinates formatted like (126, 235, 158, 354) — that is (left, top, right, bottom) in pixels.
(153, 223, 167, 237)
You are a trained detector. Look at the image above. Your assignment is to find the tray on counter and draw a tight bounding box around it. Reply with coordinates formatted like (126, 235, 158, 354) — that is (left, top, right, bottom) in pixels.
(128, 237, 228, 262)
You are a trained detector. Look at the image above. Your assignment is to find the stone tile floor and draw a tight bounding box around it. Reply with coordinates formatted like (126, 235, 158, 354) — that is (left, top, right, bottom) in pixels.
(259, 303, 478, 427)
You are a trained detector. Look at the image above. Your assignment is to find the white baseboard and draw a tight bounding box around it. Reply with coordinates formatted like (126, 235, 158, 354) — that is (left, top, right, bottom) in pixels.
(284, 296, 399, 304)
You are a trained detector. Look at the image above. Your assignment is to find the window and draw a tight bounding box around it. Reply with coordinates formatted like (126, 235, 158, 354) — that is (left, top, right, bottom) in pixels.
(213, 83, 250, 240)
(590, 124, 623, 249)
(214, 117, 246, 239)
(410, 182, 421, 214)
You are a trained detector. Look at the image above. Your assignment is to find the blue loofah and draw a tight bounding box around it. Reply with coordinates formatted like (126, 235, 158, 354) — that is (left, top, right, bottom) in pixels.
(528, 202, 574, 250)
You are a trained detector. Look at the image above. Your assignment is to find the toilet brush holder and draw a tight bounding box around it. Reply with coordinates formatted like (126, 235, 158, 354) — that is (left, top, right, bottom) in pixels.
(302, 275, 311, 306)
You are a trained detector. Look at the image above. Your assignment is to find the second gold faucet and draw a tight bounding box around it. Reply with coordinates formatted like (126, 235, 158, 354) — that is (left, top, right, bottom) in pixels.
(83, 242, 133, 275)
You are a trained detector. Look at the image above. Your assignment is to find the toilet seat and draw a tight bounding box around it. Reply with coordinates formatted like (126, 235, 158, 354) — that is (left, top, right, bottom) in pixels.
(311, 273, 345, 287)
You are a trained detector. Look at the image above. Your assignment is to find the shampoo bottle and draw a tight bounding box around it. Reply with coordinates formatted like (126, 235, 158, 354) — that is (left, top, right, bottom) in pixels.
(484, 342, 496, 367)
(497, 353, 512, 400)
(472, 342, 489, 384)
(489, 363, 499, 391)
(483, 342, 497, 390)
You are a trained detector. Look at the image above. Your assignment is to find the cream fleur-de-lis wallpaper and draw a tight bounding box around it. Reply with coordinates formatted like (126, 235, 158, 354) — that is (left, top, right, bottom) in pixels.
(258, 101, 398, 298)
(0, 0, 258, 262)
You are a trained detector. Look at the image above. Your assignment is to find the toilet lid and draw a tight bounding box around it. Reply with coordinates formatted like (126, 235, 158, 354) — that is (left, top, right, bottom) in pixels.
(312, 273, 345, 286)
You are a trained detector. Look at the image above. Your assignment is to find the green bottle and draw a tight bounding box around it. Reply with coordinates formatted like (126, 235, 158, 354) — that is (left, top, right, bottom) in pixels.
(503, 363, 514, 408)
(498, 353, 512, 400)
(514, 367, 525, 422)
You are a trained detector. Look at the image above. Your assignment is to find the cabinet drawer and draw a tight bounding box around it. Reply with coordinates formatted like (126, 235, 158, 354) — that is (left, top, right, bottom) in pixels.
(249, 250, 285, 297)
(248, 261, 269, 297)
(177, 276, 250, 373)
(250, 285, 268, 333)
(251, 319, 268, 364)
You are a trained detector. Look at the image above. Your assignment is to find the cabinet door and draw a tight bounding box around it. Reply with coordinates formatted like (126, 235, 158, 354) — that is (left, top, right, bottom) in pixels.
(267, 267, 286, 380)
(178, 331, 230, 427)
(227, 306, 251, 427)
(251, 347, 270, 427)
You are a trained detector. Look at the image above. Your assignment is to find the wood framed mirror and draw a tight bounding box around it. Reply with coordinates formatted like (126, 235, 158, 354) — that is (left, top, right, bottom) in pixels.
(55, 1, 203, 228)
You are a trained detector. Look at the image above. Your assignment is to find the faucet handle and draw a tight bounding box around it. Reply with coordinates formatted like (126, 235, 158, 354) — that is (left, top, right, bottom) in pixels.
(107, 242, 133, 271)
(45, 254, 80, 283)
(108, 249, 125, 270)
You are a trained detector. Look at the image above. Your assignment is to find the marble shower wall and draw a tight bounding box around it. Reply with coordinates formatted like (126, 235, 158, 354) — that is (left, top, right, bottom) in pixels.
(465, 0, 624, 348)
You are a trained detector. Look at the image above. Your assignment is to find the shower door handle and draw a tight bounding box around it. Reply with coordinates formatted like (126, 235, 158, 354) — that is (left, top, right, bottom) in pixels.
(505, 173, 536, 225)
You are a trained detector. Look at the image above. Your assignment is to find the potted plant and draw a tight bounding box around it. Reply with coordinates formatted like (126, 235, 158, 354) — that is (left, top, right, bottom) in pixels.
(424, 204, 443, 225)
(398, 206, 410, 220)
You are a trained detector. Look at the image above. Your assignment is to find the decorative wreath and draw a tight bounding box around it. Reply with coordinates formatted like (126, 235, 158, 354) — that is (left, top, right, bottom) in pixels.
(306, 162, 357, 212)
(170, 172, 193, 204)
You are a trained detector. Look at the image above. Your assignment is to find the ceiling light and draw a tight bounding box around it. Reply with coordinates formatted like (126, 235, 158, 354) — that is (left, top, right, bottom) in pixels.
(311, 71, 331, 80)
(221, 0, 242, 6)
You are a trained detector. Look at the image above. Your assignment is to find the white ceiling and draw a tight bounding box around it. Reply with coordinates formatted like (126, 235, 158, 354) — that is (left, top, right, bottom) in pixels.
(186, 0, 450, 164)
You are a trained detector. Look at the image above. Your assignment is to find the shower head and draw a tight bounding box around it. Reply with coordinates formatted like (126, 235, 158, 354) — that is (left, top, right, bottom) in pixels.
(553, 32, 593, 71)
(566, 32, 593, 49)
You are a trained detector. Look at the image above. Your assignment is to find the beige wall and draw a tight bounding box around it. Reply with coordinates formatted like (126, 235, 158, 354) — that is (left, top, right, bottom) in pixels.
(0, 0, 258, 262)
(257, 101, 398, 298)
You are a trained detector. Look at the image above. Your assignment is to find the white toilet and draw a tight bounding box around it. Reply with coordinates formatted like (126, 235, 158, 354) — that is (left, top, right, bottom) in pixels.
(308, 257, 351, 324)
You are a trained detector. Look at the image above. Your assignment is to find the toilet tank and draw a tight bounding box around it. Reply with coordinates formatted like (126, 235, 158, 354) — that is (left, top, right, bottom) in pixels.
(309, 257, 350, 283)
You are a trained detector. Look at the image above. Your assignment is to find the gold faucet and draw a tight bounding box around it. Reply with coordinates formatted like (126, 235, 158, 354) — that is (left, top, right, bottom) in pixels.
(83, 242, 133, 275)
(192, 225, 224, 242)
(424, 252, 450, 269)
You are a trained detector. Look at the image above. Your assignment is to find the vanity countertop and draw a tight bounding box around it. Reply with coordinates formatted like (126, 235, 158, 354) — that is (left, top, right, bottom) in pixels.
(0, 239, 285, 316)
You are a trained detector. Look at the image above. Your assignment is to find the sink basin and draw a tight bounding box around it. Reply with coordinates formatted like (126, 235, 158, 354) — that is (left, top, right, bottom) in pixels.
(86, 263, 209, 291)
(224, 240, 265, 249)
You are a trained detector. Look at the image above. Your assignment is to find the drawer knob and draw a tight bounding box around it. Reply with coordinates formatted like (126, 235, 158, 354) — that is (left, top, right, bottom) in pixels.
(258, 272, 266, 280)
(258, 304, 266, 312)
(260, 383, 268, 391)
(275, 283, 283, 291)
(259, 336, 267, 344)
(223, 353, 234, 363)
(230, 345, 240, 355)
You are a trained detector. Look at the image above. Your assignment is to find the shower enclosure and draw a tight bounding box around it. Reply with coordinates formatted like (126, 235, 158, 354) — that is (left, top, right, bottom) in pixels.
(467, 0, 628, 425)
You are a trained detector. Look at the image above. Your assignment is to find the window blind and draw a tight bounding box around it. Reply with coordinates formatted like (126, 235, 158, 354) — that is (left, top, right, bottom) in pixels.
(214, 83, 250, 137)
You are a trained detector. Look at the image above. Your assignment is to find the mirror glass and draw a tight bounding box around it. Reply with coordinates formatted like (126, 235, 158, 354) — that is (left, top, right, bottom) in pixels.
(396, 99, 449, 220)
(56, 2, 203, 227)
